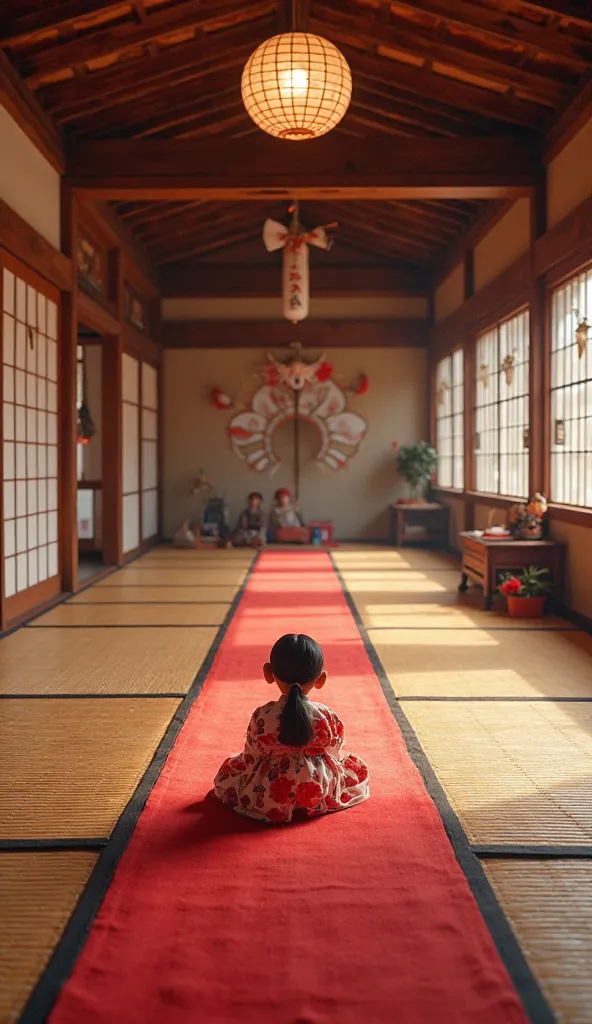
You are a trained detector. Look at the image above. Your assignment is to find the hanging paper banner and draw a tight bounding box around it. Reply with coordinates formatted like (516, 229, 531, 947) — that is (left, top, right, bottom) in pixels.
(263, 202, 335, 324)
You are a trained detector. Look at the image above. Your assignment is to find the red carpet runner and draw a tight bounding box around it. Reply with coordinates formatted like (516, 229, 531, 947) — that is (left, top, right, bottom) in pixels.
(50, 553, 527, 1024)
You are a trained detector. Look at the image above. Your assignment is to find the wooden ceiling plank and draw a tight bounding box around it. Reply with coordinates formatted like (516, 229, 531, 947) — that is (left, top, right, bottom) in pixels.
(511, 1, 592, 31)
(37, 19, 270, 117)
(120, 200, 205, 229)
(545, 75, 592, 161)
(353, 73, 511, 134)
(313, 4, 570, 102)
(386, 0, 592, 67)
(332, 42, 553, 128)
(22, 0, 273, 85)
(326, 205, 437, 255)
(351, 89, 462, 136)
(64, 134, 540, 201)
(0, 2, 132, 49)
(140, 207, 260, 250)
(157, 226, 262, 264)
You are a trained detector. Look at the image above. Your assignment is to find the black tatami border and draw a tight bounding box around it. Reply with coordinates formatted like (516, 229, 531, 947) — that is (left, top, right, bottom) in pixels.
(1, 838, 108, 852)
(472, 844, 592, 859)
(18, 552, 259, 1024)
(0, 692, 187, 700)
(397, 695, 592, 703)
(329, 553, 556, 1024)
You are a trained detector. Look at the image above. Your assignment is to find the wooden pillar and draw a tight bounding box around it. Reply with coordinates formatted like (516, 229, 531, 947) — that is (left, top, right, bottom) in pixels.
(102, 333, 123, 566)
(529, 176, 546, 497)
(59, 187, 79, 593)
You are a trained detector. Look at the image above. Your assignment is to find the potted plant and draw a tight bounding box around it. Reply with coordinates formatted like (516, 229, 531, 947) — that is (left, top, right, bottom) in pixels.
(395, 441, 438, 504)
(499, 566, 552, 618)
(508, 493, 548, 540)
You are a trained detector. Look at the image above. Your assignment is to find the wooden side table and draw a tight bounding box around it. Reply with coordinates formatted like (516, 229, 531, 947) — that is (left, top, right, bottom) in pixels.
(459, 533, 565, 610)
(390, 503, 450, 547)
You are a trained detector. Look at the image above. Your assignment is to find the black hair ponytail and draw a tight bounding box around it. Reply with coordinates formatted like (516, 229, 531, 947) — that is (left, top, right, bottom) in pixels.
(271, 634, 324, 748)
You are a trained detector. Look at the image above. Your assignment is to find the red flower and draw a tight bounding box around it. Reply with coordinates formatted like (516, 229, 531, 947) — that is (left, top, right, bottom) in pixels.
(269, 776, 294, 804)
(343, 756, 368, 783)
(314, 719, 331, 746)
(223, 787, 238, 807)
(295, 781, 323, 809)
(267, 808, 288, 823)
(316, 361, 334, 383)
(500, 577, 521, 595)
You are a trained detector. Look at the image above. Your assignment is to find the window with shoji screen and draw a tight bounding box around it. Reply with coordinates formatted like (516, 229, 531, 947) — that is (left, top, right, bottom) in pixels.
(141, 362, 158, 541)
(474, 308, 530, 498)
(550, 265, 592, 507)
(122, 353, 140, 554)
(435, 349, 464, 489)
(2, 261, 60, 607)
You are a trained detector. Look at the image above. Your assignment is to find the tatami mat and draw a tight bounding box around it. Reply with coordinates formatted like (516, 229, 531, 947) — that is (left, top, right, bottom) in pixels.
(144, 547, 254, 561)
(98, 568, 246, 587)
(333, 550, 459, 571)
(341, 571, 462, 596)
(403, 700, 592, 845)
(484, 859, 592, 1023)
(0, 852, 97, 1024)
(31, 603, 231, 628)
(0, 627, 217, 695)
(372, 627, 592, 698)
(0, 699, 180, 838)
(358, 599, 571, 630)
(70, 585, 240, 604)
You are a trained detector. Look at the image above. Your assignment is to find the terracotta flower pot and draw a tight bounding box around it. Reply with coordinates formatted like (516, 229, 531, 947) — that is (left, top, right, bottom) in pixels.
(506, 595, 546, 619)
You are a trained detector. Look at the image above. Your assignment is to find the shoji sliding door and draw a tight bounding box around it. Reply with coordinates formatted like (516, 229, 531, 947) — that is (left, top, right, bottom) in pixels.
(2, 254, 60, 621)
(122, 353, 140, 555)
(141, 362, 158, 541)
(121, 353, 159, 555)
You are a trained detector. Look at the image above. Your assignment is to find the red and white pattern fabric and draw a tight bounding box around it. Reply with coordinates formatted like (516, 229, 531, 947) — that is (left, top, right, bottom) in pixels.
(214, 695, 369, 824)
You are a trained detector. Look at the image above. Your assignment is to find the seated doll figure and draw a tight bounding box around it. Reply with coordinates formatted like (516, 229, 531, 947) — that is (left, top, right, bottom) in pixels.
(233, 492, 267, 549)
(269, 488, 309, 544)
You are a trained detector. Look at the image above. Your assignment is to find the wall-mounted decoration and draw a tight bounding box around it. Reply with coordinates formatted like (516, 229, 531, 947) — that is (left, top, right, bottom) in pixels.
(77, 236, 103, 295)
(501, 352, 515, 386)
(554, 419, 565, 446)
(523, 427, 530, 450)
(224, 344, 367, 495)
(124, 285, 147, 332)
(574, 310, 590, 359)
(436, 379, 449, 406)
(479, 364, 489, 389)
(263, 201, 335, 323)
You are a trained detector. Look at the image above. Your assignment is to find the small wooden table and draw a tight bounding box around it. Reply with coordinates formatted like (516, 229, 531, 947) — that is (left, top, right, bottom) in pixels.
(390, 502, 450, 547)
(459, 532, 565, 610)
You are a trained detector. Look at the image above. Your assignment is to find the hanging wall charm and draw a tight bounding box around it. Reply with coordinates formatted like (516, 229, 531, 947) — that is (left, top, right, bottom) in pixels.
(479, 364, 490, 389)
(263, 202, 335, 323)
(436, 380, 449, 406)
(575, 311, 590, 360)
(501, 352, 516, 386)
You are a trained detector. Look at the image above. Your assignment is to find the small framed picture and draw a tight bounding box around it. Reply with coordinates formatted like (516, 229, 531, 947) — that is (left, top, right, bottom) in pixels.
(554, 419, 565, 446)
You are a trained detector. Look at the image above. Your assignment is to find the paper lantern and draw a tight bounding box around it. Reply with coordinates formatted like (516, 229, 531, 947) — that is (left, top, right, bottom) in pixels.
(241, 33, 351, 140)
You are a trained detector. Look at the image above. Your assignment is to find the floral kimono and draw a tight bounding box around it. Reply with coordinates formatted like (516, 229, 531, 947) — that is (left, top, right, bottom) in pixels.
(214, 695, 369, 824)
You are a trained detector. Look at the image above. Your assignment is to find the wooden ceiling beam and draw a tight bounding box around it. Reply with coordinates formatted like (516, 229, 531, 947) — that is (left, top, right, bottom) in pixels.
(65, 135, 539, 200)
(0, 1, 132, 49)
(117, 201, 205, 228)
(352, 75, 507, 135)
(140, 207, 260, 252)
(328, 42, 553, 129)
(0, 51, 64, 171)
(38, 19, 270, 118)
(313, 4, 568, 104)
(162, 318, 428, 349)
(511, 1, 592, 31)
(22, 0, 273, 87)
(385, 0, 592, 67)
(320, 203, 436, 257)
(160, 263, 430, 297)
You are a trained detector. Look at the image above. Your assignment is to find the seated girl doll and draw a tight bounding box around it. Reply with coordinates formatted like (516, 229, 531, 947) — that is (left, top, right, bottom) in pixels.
(269, 487, 309, 543)
(232, 491, 266, 548)
(214, 634, 369, 824)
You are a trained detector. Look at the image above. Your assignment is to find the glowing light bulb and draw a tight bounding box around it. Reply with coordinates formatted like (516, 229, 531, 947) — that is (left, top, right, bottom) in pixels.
(280, 67, 309, 97)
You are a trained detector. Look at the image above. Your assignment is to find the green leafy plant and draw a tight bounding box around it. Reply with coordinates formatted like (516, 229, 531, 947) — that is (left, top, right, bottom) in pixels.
(499, 566, 552, 598)
(396, 441, 438, 501)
